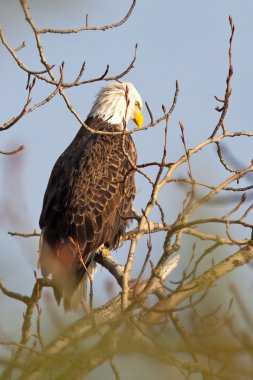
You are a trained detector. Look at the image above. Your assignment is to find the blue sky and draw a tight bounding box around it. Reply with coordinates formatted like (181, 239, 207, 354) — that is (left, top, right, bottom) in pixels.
(1, 1, 253, 375)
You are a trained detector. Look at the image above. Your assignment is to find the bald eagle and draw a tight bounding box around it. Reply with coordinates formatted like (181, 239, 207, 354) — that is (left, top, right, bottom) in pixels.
(39, 82, 143, 311)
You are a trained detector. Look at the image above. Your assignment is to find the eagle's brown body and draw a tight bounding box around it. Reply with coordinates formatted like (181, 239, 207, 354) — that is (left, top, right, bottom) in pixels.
(39, 116, 137, 310)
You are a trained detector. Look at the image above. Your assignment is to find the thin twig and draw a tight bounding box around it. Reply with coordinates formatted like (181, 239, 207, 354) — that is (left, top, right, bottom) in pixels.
(0, 145, 24, 155)
(38, 0, 137, 34)
(210, 16, 235, 138)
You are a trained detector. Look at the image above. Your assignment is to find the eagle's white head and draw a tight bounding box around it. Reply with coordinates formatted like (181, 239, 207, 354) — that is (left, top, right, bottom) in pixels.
(88, 82, 144, 128)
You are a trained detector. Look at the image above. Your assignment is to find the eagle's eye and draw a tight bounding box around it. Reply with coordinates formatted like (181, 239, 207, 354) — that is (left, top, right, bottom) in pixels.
(135, 101, 141, 109)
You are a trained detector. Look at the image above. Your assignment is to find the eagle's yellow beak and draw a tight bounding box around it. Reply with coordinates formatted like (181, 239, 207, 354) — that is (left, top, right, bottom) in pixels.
(133, 111, 144, 128)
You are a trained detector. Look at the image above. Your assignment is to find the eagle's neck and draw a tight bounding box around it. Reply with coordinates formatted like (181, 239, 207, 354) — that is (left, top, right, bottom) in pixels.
(85, 116, 123, 132)
(88, 96, 133, 128)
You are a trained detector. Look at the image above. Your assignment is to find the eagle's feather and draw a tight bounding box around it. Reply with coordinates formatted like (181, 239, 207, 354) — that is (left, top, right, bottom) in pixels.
(39, 116, 137, 310)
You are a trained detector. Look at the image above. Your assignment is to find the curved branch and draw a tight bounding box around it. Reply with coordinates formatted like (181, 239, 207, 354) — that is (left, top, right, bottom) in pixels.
(0, 68, 62, 132)
(37, 0, 137, 34)
(0, 145, 24, 155)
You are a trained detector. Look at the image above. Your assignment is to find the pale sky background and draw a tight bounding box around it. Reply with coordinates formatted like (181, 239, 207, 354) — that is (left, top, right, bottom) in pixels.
(1, 1, 253, 379)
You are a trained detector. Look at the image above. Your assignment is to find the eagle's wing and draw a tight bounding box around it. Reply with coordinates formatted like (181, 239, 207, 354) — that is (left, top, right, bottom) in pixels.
(39, 118, 136, 309)
(39, 127, 89, 230)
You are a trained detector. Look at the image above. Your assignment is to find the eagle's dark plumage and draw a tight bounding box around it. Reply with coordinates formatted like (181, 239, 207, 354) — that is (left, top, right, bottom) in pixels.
(39, 82, 143, 310)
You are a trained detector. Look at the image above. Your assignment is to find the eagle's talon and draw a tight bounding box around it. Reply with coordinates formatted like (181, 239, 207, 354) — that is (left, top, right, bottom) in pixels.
(101, 248, 110, 256)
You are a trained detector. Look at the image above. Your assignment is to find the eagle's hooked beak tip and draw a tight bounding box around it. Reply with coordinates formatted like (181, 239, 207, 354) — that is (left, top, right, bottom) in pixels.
(133, 111, 144, 128)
